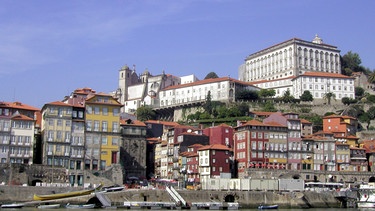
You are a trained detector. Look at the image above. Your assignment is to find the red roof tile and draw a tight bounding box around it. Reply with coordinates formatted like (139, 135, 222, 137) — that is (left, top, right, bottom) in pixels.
(162, 77, 258, 91)
(294, 71, 354, 79)
(198, 144, 232, 151)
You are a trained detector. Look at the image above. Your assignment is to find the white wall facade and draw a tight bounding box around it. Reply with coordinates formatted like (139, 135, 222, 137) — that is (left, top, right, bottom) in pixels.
(292, 73, 355, 100)
(159, 78, 259, 108)
(239, 36, 341, 83)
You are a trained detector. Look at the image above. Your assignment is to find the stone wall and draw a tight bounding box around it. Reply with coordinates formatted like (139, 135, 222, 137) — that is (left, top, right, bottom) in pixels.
(0, 185, 340, 209)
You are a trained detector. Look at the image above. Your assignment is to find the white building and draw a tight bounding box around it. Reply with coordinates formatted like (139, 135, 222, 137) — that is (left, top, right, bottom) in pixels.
(117, 65, 185, 113)
(158, 77, 260, 108)
(239, 35, 355, 100)
(239, 35, 341, 82)
(292, 72, 355, 99)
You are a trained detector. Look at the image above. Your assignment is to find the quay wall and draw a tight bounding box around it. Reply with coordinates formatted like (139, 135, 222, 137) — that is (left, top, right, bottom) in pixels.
(0, 186, 340, 209)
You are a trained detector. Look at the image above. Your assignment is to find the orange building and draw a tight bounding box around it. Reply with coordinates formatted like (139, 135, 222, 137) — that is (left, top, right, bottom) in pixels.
(322, 114, 358, 136)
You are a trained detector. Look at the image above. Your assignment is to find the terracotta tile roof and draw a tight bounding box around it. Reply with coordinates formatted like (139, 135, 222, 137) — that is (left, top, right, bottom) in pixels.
(322, 114, 357, 120)
(249, 76, 295, 85)
(11, 113, 34, 121)
(362, 140, 375, 153)
(294, 71, 354, 79)
(300, 119, 312, 124)
(198, 144, 232, 151)
(188, 144, 204, 148)
(249, 111, 275, 116)
(73, 87, 96, 94)
(0, 101, 40, 111)
(120, 119, 146, 126)
(161, 77, 258, 91)
(243, 119, 264, 126)
(238, 119, 285, 128)
(145, 120, 180, 127)
(265, 121, 286, 127)
(44, 101, 71, 107)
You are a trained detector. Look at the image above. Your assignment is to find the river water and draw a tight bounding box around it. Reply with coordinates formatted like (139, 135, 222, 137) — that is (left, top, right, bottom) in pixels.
(17, 209, 358, 211)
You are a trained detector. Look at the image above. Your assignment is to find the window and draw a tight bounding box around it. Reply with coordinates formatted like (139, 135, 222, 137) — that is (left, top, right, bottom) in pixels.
(86, 106, 92, 114)
(94, 121, 99, 131)
(102, 107, 108, 115)
(94, 107, 100, 115)
(93, 136, 100, 144)
(113, 108, 119, 116)
(112, 137, 118, 146)
(102, 136, 107, 145)
(102, 121, 107, 132)
(251, 132, 256, 138)
(213, 158, 216, 163)
(113, 122, 119, 132)
(86, 121, 92, 131)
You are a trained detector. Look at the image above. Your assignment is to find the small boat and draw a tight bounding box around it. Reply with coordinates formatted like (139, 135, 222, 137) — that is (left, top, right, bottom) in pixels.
(33, 184, 102, 201)
(37, 203, 61, 209)
(1, 203, 25, 209)
(65, 203, 96, 209)
(102, 185, 124, 192)
(258, 204, 278, 209)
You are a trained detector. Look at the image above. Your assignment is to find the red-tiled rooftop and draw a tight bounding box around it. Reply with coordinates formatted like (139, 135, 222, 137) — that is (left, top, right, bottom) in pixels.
(145, 120, 180, 127)
(161, 77, 258, 91)
(0, 101, 40, 111)
(198, 144, 232, 151)
(11, 113, 34, 121)
(295, 71, 354, 79)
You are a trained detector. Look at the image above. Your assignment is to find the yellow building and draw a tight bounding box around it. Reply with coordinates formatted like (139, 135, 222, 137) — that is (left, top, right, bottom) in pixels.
(85, 93, 122, 170)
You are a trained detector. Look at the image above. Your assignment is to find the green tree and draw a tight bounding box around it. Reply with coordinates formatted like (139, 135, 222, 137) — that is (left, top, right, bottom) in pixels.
(355, 87, 365, 99)
(300, 90, 313, 102)
(341, 51, 362, 75)
(236, 90, 259, 101)
(263, 101, 277, 112)
(136, 106, 156, 121)
(204, 72, 219, 79)
(368, 71, 375, 84)
(259, 89, 276, 98)
(203, 91, 213, 115)
(281, 89, 295, 103)
(323, 92, 336, 105)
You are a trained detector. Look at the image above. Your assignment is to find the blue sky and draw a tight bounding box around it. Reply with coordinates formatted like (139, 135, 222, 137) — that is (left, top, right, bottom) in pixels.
(1, 0, 374, 109)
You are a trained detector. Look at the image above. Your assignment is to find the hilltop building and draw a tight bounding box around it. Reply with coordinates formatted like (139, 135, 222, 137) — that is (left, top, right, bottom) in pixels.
(116, 65, 184, 113)
(239, 35, 355, 100)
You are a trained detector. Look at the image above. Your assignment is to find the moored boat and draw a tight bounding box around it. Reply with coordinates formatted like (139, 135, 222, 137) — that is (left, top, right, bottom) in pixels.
(1, 203, 25, 209)
(65, 203, 96, 209)
(33, 184, 102, 201)
(258, 204, 278, 209)
(37, 203, 61, 209)
(357, 182, 375, 208)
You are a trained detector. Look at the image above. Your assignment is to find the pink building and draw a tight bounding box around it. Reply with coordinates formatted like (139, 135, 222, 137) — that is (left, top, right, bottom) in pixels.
(264, 112, 303, 170)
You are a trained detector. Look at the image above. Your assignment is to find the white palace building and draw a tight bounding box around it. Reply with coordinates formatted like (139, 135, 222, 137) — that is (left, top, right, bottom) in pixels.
(238, 35, 355, 100)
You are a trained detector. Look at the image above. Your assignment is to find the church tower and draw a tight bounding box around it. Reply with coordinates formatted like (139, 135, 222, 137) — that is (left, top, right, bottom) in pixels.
(118, 65, 137, 108)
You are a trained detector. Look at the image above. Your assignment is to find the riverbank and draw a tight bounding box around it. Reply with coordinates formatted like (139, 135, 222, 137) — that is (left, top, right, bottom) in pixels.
(0, 186, 341, 209)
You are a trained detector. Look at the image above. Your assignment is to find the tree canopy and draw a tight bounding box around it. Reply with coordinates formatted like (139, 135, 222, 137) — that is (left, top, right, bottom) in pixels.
(136, 106, 156, 121)
(204, 72, 219, 79)
(341, 51, 370, 75)
(300, 90, 313, 102)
